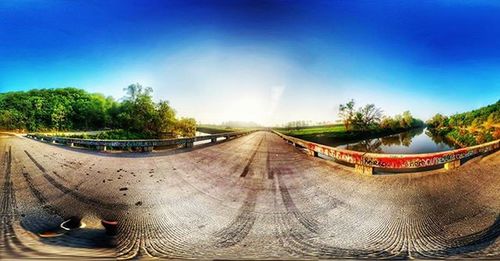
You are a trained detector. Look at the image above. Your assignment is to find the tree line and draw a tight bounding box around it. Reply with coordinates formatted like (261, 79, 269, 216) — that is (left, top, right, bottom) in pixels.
(338, 99, 424, 132)
(0, 84, 196, 138)
(426, 100, 499, 146)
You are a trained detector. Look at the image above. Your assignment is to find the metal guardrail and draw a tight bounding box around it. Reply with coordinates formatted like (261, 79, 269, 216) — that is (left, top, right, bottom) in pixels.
(272, 130, 499, 174)
(26, 130, 254, 152)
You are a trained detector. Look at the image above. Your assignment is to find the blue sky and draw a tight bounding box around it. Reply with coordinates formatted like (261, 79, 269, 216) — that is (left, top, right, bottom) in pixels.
(1, 0, 499, 125)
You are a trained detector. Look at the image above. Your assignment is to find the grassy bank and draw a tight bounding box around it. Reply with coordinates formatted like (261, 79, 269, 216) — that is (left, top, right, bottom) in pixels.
(197, 125, 250, 134)
(426, 100, 499, 147)
(428, 127, 496, 148)
(274, 124, 423, 147)
(274, 124, 345, 136)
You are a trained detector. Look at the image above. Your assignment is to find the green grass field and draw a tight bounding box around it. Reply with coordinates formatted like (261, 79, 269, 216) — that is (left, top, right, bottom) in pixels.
(196, 125, 247, 134)
(273, 124, 419, 146)
(275, 124, 346, 136)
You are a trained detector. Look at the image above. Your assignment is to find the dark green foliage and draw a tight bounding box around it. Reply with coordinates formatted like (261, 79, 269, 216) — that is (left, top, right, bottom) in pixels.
(117, 84, 158, 136)
(426, 113, 447, 129)
(174, 118, 197, 137)
(448, 100, 500, 127)
(0, 88, 118, 131)
(0, 84, 197, 138)
(427, 100, 500, 147)
(338, 100, 423, 132)
(379, 111, 423, 131)
(447, 129, 478, 146)
(63, 130, 155, 140)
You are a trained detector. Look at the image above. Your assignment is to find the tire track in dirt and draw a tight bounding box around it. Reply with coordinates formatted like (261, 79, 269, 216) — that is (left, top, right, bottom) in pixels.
(239, 137, 263, 178)
(24, 150, 129, 211)
(1, 146, 55, 258)
(20, 169, 62, 216)
(214, 135, 265, 248)
(0, 131, 497, 259)
(213, 190, 258, 248)
(275, 173, 320, 234)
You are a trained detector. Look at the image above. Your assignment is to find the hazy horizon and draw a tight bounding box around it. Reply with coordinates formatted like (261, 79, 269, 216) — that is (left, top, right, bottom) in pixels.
(2, 1, 500, 125)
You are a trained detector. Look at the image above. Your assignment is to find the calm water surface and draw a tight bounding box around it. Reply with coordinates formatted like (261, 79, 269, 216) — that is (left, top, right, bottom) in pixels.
(195, 131, 210, 136)
(337, 127, 458, 154)
(194, 131, 218, 146)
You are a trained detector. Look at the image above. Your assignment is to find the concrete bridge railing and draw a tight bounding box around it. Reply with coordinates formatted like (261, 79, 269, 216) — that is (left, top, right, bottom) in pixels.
(272, 130, 499, 175)
(26, 130, 255, 152)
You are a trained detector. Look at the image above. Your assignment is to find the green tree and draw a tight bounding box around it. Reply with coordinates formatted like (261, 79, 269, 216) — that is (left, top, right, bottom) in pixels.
(338, 99, 356, 131)
(426, 113, 447, 129)
(175, 117, 197, 137)
(123, 83, 153, 103)
(402, 111, 413, 128)
(50, 103, 67, 131)
(351, 104, 383, 131)
(380, 117, 392, 129)
(0, 84, 199, 139)
(426, 100, 499, 147)
(118, 84, 156, 134)
(154, 101, 177, 138)
(0, 109, 24, 130)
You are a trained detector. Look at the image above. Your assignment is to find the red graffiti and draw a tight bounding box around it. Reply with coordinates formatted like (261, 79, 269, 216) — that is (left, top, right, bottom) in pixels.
(274, 130, 499, 169)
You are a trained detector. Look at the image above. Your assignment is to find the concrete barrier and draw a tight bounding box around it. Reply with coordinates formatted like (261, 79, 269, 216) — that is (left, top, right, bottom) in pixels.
(26, 130, 254, 152)
(272, 130, 499, 175)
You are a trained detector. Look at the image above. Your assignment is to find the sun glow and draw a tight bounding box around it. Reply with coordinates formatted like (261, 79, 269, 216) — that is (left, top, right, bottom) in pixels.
(145, 46, 292, 125)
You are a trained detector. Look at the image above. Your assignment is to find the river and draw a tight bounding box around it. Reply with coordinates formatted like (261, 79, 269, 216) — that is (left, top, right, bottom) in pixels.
(336, 127, 458, 154)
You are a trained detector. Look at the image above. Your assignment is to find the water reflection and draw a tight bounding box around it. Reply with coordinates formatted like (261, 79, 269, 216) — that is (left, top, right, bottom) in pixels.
(339, 127, 458, 154)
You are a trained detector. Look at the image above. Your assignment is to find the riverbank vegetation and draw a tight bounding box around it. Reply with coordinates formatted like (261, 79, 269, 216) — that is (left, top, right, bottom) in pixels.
(276, 124, 345, 136)
(0, 84, 196, 139)
(196, 123, 259, 134)
(338, 100, 424, 132)
(197, 122, 259, 134)
(45, 130, 158, 140)
(276, 100, 424, 145)
(197, 125, 240, 134)
(427, 100, 499, 147)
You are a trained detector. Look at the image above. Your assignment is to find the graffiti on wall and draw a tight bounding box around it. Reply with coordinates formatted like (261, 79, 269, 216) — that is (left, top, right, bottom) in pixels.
(361, 143, 498, 168)
(274, 130, 499, 169)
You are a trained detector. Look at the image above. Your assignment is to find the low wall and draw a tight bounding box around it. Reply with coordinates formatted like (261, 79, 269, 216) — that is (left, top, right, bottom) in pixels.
(272, 130, 499, 175)
(26, 130, 254, 152)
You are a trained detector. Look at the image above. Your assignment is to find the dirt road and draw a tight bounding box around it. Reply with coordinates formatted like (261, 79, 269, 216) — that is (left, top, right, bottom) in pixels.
(0, 131, 498, 259)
